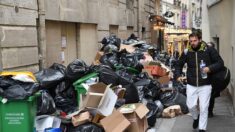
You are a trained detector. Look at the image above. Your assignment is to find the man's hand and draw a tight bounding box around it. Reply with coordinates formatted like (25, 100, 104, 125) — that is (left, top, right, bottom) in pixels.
(177, 77, 184, 82)
(203, 67, 210, 73)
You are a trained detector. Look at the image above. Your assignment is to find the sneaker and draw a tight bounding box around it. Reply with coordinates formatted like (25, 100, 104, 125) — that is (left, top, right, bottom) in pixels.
(199, 129, 206, 132)
(208, 111, 214, 118)
(193, 117, 199, 129)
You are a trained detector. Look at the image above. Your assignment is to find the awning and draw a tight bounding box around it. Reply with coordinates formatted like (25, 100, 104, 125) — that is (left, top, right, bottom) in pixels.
(149, 15, 174, 25)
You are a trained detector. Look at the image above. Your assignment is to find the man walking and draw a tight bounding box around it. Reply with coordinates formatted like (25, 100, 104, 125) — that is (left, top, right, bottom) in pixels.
(175, 32, 224, 132)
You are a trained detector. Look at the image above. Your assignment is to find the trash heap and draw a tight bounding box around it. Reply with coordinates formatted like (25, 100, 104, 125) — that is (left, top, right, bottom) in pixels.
(0, 34, 188, 132)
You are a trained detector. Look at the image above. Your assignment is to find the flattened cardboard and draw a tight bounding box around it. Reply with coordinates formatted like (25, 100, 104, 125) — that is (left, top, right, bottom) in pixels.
(100, 110, 130, 132)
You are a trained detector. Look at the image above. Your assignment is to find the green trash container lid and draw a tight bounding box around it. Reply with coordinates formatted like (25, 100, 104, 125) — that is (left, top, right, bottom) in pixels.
(73, 72, 99, 86)
(114, 65, 140, 74)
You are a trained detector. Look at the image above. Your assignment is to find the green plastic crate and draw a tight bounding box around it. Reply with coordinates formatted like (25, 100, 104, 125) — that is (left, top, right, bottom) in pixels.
(73, 72, 99, 106)
(0, 93, 40, 132)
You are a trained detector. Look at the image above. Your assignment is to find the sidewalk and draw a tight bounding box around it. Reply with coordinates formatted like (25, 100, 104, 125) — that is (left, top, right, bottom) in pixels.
(150, 92, 235, 132)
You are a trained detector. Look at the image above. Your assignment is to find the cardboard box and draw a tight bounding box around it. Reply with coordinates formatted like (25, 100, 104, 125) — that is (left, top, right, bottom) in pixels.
(120, 44, 135, 53)
(157, 75, 170, 85)
(162, 105, 182, 118)
(72, 111, 91, 126)
(93, 51, 104, 65)
(100, 110, 130, 132)
(94, 51, 104, 61)
(82, 83, 118, 116)
(35, 115, 61, 132)
(119, 103, 149, 132)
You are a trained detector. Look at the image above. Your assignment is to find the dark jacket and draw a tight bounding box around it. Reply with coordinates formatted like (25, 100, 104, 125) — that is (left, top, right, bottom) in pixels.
(175, 42, 224, 87)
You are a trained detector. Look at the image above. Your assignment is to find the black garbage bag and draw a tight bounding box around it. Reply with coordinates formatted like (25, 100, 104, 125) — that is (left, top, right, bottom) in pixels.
(100, 35, 121, 51)
(135, 72, 151, 81)
(115, 99, 126, 108)
(37, 90, 56, 115)
(135, 79, 151, 101)
(0, 76, 39, 99)
(143, 80, 161, 100)
(119, 53, 144, 72)
(159, 90, 188, 114)
(155, 100, 164, 117)
(116, 69, 135, 85)
(0, 76, 18, 88)
(55, 81, 67, 95)
(21, 82, 40, 96)
(92, 65, 119, 86)
(146, 100, 164, 127)
(2, 85, 28, 100)
(173, 80, 186, 96)
(49, 63, 66, 75)
(35, 64, 65, 89)
(123, 83, 139, 103)
(99, 52, 119, 69)
(65, 59, 90, 82)
(69, 122, 104, 132)
(54, 86, 77, 113)
(55, 80, 75, 97)
(103, 44, 119, 53)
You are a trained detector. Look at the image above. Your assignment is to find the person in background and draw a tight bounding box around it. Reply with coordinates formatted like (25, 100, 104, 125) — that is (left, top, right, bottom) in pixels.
(206, 42, 231, 118)
(175, 32, 224, 132)
(127, 33, 138, 41)
(206, 42, 216, 117)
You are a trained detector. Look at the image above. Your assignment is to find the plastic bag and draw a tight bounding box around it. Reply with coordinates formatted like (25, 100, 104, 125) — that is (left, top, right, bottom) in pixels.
(54, 94, 77, 114)
(65, 59, 89, 82)
(173, 80, 186, 96)
(143, 80, 161, 100)
(119, 53, 144, 72)
(146, 100, 164, 127)
(96, 66, 119, 86)
(2, 85, 28, 100)
(159, 90, 188, 114)
(0, 76, 39, 99)
(99, 52, 119, 69)
(135, 79, 151, 101)
(37, 90, 56, 115)
(35, 65, 65, 89)
(116, 69, 135, 85)
(100, 35, 121, 51)
(49, 63, 66, 75)
(123, 83, 139, 103)
(69, 122, 104, 132)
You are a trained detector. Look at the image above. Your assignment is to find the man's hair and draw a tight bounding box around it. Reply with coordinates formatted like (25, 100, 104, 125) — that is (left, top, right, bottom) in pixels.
(189, 29, 202, 40)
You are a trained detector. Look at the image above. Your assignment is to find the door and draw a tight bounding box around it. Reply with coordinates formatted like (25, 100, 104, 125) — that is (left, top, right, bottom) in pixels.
(45, 21, 77, 67)
(79, 24, 98, 65)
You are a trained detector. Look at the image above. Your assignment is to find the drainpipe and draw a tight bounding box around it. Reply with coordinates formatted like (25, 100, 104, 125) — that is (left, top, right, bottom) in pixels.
(137, 0, 141, 38)
(0, 35, 2, 71)
(37, 0, 46, 70)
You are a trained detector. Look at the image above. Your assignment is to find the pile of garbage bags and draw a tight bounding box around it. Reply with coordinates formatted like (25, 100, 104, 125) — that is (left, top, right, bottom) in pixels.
(0, 34, 188, 132)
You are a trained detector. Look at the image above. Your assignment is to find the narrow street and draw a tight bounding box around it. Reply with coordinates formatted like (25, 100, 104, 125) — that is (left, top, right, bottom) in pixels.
(1, 0, 235, 132)
(152, 92, 235, 132)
